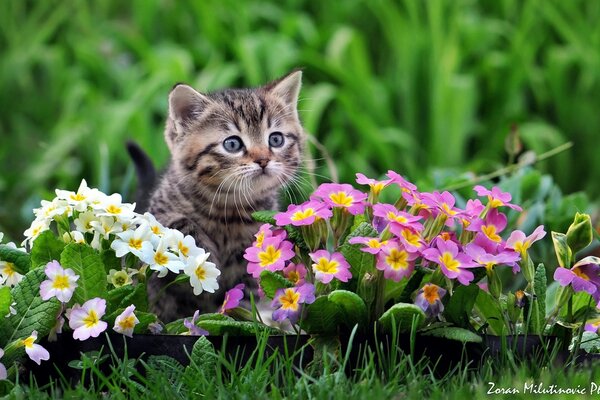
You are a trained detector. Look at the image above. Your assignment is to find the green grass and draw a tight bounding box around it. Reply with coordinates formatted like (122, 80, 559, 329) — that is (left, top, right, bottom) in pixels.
(7, 332, 600, 399)
(1, 0, 600, 242)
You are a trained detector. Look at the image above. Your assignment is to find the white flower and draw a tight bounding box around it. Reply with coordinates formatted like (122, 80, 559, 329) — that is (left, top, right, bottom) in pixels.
(5, 302, 16, 318)
(113, 305, 139, 337)
(55, 179, 102, 212)
(34, 199, 71, 220)
(74, 210, 99, 233)
(168, 229, 202, 260)
(90, 216, 123, 239)
(93, 193, 136, 221)
(68, 298, 108, 340)
(39, 260, 79, 303)
(21, 331, 50, 365)
(183, 251, 220, 295)
(0, 259, 24, 287)
(111, 224, 151, 258)
(106, 269, 134, 287)
(62, 231, 86, 244)
(23, 218, 51, 246)
(140, 240, 184, 278)
(137, 212, 167, 237)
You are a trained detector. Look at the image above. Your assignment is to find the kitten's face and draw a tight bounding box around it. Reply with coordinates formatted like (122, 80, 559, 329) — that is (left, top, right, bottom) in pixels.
(165, 71, 304, 199)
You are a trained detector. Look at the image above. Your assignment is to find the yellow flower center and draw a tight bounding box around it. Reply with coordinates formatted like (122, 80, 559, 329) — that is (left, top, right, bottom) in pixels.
(442, 203, 457, 216)
(70, 193, 86, 201)
(83, 310, 100, 328)
(314, 258, 339, 274)
(195, 266, 206, 280)
(440, 252, 460, 272)
(371, 182, 385, 195)
(154, 251, 169, 266)
(118, 316, 136, 331)
(106, 205, 122, 214)
(482, 225, 502, 242)
(151, 225, 162, 235)
(2, 262, 16, 277)
(21, 336, 35, 348)
(484, 262, 496, 272)
(129, 238, 143, 250)
(514, 241, 530, 254)
(287, 271, 300, 284)
(367, 239, 384, 248)
(401, 230, 421, 248)
(279, 288, 300, 311)
(488, 196, 503, 208)
(291, 208, 315, 221)
(329, 192, 353, 207)
(259, 245, 281, 267)
(387, 211, 407, 224)
(385, 248, 409, 270)
(52, 275, 70, 290)
(255, 232, 265, 248)
(573, 267, 590, 281)
(423, 284, 440, 304)
(178, 242, 189, 257)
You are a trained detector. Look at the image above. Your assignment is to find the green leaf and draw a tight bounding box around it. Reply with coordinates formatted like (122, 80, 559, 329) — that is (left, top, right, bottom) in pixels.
(551, 231, 572, 268)
(106, 283, 148, 315)
(397, 269, 425, 303)
(197, 319, 277, 336)
(327, 290, 368, 328)
(0, 286, 11, 318)
(100, 249, 121, 274)
(301, 296, 342, 334)
(378, 303, 425, 333)
(444, 284, 479, 329)
(0, 245, 31, 274)
(146, 355, 184, 385)
(185, 336, 217, 380)
(528, 263, 547, 334)
(0, 268, 61, 344)
(421, 326, 482, 343)
(251, 210, 277, 224)
(339, 222, 377, 281)
(474, 289, 507, 335)
(259, 270, 293, 299)
(60, 243, 107, 304)
(30, 230, 65, 269)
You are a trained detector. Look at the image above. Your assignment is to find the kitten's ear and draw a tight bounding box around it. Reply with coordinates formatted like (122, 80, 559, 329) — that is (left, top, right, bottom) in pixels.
(265, 70, 302, 107)
(168, 84, 210, 127)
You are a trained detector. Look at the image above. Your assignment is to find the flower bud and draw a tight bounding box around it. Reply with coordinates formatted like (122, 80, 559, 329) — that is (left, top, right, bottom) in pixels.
(358, 272, 377, 305)
(506, 292, 522, 323)
(487, 269, 502, 299)
(566, 212, 593, 254)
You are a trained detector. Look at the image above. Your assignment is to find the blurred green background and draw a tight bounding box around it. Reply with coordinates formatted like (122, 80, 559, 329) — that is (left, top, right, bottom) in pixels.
(1, 0, 599, 243)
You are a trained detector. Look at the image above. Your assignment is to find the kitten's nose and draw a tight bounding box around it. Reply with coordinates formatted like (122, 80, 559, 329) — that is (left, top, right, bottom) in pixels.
(255, 158, 269, 169)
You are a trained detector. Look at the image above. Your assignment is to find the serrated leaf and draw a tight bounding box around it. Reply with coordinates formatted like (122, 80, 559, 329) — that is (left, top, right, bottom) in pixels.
(444, 284, 479, 328)
(378, 303, 425, 333)
(197, 319, 277, 336)
(106, 283, 148, 315)
(422, 326, 482, 343)
(60, 243, 107, 304)
(0, 268, 61, 344)
(528, 263, 547, 334)
(339, 222, 377, 281)
(251, 210, 277, 224)
(30, 230, 65, 269)
(474, 289, 506, 335)
(551, 231, 572, 268)
(0, 245, 31, 274)
(0, 286, 11, 317)
(327, 290, 367, 328)
(185, 336, 217, 380)
(146, 355, 185, 385)
(300, 296, 342, 334)
(259, 270, 293, 299)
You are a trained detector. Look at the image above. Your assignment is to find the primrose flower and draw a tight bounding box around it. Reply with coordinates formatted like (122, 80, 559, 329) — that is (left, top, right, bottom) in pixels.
(140, 239, 184, 278)
(309, 250, 352, 284)
(93, 193, 136, 221)
(21, 331, 50, 365)
(312, 183, 367, 215)
(39, 260, 79, 302)
(414, 284, 447, 318)
(183, 251, 220, 295)
(474, 185, 522, 211)
(396, 228, 425, 252)
(422, 238, 478, 285)
(585, 318, 600, 333)
(283, 263, 307, 285)
(0, 348, 6, 380)
(55, 179, 100, 212)
(244, 237, 295, 278)
(271, 283, 316, 324)
(252, 224, 287, 248)
(348, 236, 390, 255)
(168, 229, 203, 260)
(68, 298, 108, 340)
(219, 284, 245, 314)
(274, 200, 332, 226)
(23, 218, 50, 246)
(376, 241, 418, 282)
(372, 203, 423, 234)
(460, 199, 485, 228)
(113, 305, 139, 337)
(107, 269, 133, 288)
(184, 310, 209, 336)
(0, 258, 24, 288)
(111, 224, 152, 258)
(554, 257, 600, 302)
(34, 199, 71, 221)
(73, 210, 99, 233)
(466, 209, 508, 245)
(505, 225, 546, 257)
(137, 212, 167, 237)
(386, 171, 417, 194)
(465, 244, 521, 273)
(421, 191, 461, 220)
(89, 216, 123, 240)
(355, 173, 391, 195)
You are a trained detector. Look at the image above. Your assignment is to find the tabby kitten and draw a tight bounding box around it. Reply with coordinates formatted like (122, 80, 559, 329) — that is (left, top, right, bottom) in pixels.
(147, 71, 305, 321)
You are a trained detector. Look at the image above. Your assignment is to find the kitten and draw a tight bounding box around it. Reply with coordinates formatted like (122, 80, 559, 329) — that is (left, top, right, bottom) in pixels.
(142, 71, 305, 321)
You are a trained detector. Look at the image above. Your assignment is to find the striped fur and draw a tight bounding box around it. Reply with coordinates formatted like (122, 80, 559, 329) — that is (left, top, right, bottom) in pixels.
(148, 71, 305, 320)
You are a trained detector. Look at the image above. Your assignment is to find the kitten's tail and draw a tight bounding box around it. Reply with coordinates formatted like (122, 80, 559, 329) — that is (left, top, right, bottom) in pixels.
(126, 140, 157, 212)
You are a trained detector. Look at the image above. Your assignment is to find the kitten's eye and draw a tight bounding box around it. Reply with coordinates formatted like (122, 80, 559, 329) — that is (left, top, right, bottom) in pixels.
(223, 136, 244, 153)
(268, 132, 285, 148)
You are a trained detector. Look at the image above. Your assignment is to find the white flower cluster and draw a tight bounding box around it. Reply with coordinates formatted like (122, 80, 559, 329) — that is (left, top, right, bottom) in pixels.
(22, 179, 221, 295)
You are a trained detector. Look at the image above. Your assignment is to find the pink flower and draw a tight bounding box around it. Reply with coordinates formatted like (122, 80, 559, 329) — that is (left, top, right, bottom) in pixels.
(282, 263, 307, 285)
(375, 241, 417, 282)
(68, 298, 108, 340)
(39, 260, 79, 303)
(309, 250, 352, 284)
(396, 228, 425, 252)
(355, 173, 391, 195)
(252, 224, 287, 248)
(420, 191, 462, 220)
(386, 170, 417, 194)
(414, 284, 447, 318)
(554, 257, 600, 303)
(184, 310, 209, 336)
(466, 209, 508, 245)
(372, 203, 423, 235)
(219, 284, 245, 314)
(244, 237, 295, 278)
(473, 185, 522, 211)
(348, 236, 390, 255)
(505, 225, 546, 256)
(422, 238, 478, 285)
(465, 243, 521, 273)
(312, 183, 367, 215)
(113, 305, 139, 337)
(21, 331, 50, 365)
(274, 200, 332, 226)
(271, 283, 316, 323)
(585, 318, 600, 333)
